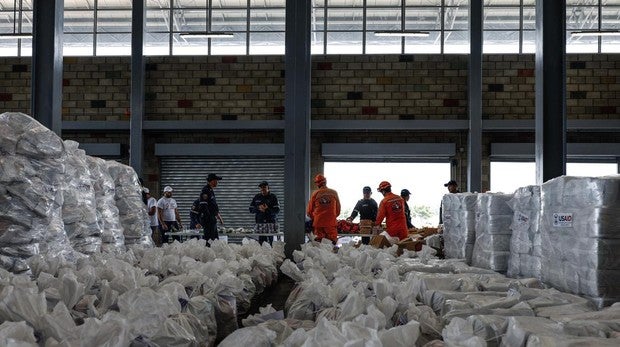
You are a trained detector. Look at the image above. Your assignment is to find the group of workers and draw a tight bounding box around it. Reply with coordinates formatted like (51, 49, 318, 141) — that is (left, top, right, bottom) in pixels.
(307, 174, 413, 244)
(142, 172, 459, 247)
(306, 175, 459, 244)
(143, 173, 280, 247)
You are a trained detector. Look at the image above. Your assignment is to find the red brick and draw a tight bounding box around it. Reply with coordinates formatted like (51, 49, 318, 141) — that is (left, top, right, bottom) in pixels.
(222, 56, 237, 63)
(362, 106, 378, 115)
(273, 106, 285, 114)
(600, 106, 617, 114)
(317, 62, 332, 70)
(0, 93, 12, 102)
(518, 69, 534, 77)
(177, 100, 193, 108)
(63, 79, 70, 86)
(148, 174, 159, 182)
(443, 99, 459, 107)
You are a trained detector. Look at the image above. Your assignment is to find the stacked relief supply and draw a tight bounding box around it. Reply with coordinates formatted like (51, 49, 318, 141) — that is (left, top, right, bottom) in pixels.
(507, 185, 542, 279)
(472, 192, 514, 273)
(62, 141, 102, 255)
(107, 161, 153, 250)
(0, 112, 151, 273)
(541, 175, 620, 307)
(0, 113, 73, 272)
(87, 156, 125, 253)
(442, 193, 478, 264)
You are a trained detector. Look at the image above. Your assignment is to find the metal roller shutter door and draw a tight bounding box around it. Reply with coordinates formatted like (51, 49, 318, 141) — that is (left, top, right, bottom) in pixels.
(160, 156, 285, 231)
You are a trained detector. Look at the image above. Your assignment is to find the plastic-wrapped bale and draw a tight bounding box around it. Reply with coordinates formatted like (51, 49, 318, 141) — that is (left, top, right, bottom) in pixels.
(540, 175, 620, 308)
(442, 193, 478, 263)
(507, 185, 542, 279)
(472, 193, 514, 273)
(106, 161, 153, 249)
(62, 141, 102, 255)
(0, 112, 73, 273)
(86, 156, 125, 254)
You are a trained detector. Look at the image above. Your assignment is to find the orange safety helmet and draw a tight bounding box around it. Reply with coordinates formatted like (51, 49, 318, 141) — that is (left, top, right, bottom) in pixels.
(377, 181, 391, 192)
(314, 174, 327, 186)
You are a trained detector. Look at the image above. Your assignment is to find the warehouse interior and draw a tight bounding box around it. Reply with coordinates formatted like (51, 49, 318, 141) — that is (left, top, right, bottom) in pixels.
(0, 0, 620, 345)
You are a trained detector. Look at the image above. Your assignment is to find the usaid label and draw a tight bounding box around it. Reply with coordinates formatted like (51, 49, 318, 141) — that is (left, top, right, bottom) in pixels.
(516, 212, 529, 226)
(553, 213, 573, 227)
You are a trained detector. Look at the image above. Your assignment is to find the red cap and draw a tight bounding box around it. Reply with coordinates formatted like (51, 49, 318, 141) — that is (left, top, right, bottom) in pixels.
(377, 181, 391, 191)
(314, 174, 327, 185)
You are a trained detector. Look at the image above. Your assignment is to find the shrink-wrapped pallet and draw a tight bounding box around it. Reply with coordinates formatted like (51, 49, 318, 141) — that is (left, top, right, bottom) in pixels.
(442, 193, 478, 263)
(0, 113, 73, 272)
(540, 175, 620, 307)
(507, 185, 542, 279)
(107, 161, 153, 249)
(472, 193, 514, 273)
(62, 141, 102, 255)
(86, 156, 125, 254)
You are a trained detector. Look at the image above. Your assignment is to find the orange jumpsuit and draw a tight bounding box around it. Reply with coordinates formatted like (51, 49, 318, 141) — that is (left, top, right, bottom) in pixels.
(307, 186, 341, 243)
(376, 192, 408, 240)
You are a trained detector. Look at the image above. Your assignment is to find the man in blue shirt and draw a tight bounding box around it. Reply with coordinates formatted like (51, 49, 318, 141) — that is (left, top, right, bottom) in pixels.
(249, 181, 280, 245)
(346, 186, 378, 244)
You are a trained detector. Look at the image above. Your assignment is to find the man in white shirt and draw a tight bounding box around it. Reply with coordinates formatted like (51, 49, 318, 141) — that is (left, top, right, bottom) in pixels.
(144, 188, 161, 246)
(157, 186, 182, 244)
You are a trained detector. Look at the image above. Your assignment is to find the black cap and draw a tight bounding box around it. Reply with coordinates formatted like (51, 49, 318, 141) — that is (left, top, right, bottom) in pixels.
(400, 189, 411, 196)
(444, 180, 458, 187)
(363, 186, 371, 193)
(258, 181, 269, 187)
(207, 173, 223, 182)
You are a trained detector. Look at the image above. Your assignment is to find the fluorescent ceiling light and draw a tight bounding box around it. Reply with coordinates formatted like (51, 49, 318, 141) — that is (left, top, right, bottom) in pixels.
(570, 30, 620, 37)
(0, 33, 31, 39)
(374, 30, 430, 37)
(179, 32, 234, 38)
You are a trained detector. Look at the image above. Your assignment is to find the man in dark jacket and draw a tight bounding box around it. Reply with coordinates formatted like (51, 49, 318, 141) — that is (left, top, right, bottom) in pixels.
(249, 181, 280, 245)
(200, 173, 224, 243)
(439, 180, 460, 224)
(346, 186, 378, 244)
(401, 188, 414, 229)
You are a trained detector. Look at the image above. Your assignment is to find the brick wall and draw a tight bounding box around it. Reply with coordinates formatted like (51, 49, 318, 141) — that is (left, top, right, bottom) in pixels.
(483, 54, 620, 120)
(0, 54, 617, 193)
(312, 55, 468, 120)
(0, 58, 31, 113)
(145, 56, 285, 121)
(63, 57, 131, 121)
(0, 54, 617, 121)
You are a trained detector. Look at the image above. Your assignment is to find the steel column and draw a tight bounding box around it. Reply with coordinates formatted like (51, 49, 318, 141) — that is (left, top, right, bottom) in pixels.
(535, 0, 566, 184)
(468, 0, 483, 193)
(31, 0, 64, 135)
(284, 0, 311, 258)
(130, 0, 146, 177)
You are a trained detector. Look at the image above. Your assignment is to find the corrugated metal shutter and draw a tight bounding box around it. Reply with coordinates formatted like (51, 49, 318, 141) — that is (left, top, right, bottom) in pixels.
(159, 156, 284, 231)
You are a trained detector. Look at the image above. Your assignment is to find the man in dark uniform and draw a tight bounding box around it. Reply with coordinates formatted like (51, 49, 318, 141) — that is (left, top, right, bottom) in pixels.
(439, 180, 459, 224)
(249, 181, 280, 245)
(346, 186, 378, 244)
(401, 188, 414, 229)
(200, 173, 224, 243)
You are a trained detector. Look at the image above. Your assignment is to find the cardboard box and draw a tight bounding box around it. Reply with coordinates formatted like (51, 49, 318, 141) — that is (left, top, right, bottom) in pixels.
(396, 238, 423, 256)
(369, 235, 392, 249)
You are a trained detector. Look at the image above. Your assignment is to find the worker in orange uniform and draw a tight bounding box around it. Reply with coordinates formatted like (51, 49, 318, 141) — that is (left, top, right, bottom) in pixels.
(375, 181, 409, 240)
(306, 174, 341, 244)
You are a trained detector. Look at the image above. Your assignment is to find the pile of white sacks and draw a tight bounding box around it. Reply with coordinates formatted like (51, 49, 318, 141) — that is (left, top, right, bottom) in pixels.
(443, 175, 620, 308)
(0, 112, 151, 273)
(0, 238, 284, 345)
(220, 241, 620, 346)
(0, 112, 289, 345)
